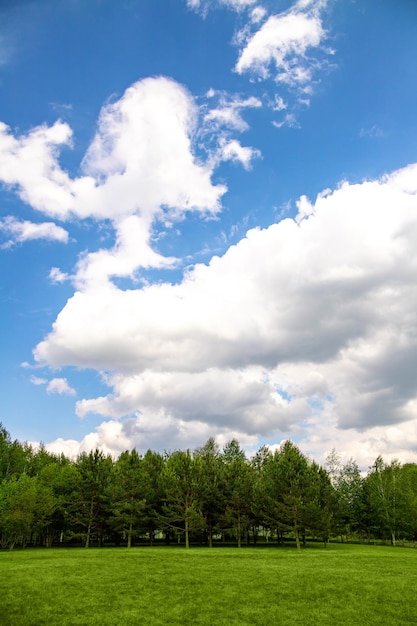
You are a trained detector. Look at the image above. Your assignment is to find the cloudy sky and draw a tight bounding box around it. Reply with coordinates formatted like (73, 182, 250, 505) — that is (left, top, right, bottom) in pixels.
(1, 0, 417, 468)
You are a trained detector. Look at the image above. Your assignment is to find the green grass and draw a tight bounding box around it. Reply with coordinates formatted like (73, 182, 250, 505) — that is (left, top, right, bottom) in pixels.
(1, 544, 416, 625)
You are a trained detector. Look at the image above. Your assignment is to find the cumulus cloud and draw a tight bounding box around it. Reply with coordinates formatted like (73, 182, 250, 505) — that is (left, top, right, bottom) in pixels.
(30, 375, 76, 396)
(0, 79, 226, 226)
(46, 411, 259, 459)
(0, 216, 68, 247)
(46, 377, 76, 396)
(32, 160, 417, 468)
(0, 77, 232, 287)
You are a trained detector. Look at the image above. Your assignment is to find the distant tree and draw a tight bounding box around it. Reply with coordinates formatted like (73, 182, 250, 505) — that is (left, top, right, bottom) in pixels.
(251, 445, 273, 542)
(161, 450, 203, 548)
(333, 459, 366, 540)
(304, 462, 338, 545)
(263, 441, 312, 550)
(72, 449, 113, 548)
(107, 450, 147, 547)
(141, 450, 165, 545)
(0, 424, 28, 480)
(37, 459, 78, 546)
(400, 464, 417, 542)
(366, 456, 412, 546)
(0, 474, 38, 549)
(194, 438, 225, 547)
(221, 439, 253, 548)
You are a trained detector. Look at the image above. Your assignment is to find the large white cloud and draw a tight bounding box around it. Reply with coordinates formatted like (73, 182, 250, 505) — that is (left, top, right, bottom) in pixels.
(0, 77, 227, 282)
(33, 161, 417, 467)
(0, 78, 225, 224)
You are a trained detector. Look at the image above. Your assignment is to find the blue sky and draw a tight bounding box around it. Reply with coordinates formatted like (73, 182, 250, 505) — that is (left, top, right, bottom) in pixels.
(1, 0, 417, 467)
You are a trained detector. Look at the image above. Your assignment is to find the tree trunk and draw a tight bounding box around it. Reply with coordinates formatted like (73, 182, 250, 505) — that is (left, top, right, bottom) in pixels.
(294, 518, 300, 550)
(85, 497, 94, 548)
(185, 517, 190, 549)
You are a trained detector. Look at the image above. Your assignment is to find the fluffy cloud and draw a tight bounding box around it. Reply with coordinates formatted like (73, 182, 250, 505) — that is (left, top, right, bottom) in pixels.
(0, 120, 75, 218)
(46, 378, 76, 396)
(49, 267, 69, 283)
(30, 375, 76, 396)
(0, 77, 231, 287)
(0, 216, 68, 247)
(33, 161, 417, 466)
(0, 78, 226, 225)
(235, 10, 325, 85)
(46, 411, 259, 459)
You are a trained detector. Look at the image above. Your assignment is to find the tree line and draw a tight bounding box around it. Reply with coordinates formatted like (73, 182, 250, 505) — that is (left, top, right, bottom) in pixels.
(0, 423, 416, 550)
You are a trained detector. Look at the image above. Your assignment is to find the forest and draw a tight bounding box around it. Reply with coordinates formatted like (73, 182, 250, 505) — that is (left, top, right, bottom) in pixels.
(1, 423, 416, 551)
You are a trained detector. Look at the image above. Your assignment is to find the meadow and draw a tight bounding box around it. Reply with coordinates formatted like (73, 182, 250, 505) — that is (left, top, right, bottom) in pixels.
(1, 543, 416, 625)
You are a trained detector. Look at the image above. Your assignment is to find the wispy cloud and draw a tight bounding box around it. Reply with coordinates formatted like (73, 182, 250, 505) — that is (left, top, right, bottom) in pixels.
(0, 216, 68, 248)
(235, 10, 326, 86)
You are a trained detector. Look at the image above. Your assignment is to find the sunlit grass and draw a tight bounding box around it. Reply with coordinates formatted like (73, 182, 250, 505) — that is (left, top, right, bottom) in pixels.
(1, 544, 416, 625)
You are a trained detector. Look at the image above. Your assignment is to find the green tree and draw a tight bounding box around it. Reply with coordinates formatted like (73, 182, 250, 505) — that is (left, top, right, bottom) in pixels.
(141, 449, 165, 544)
(194, 438, 224, 547)
(263, 441, 311, 550)
(72, 449, 113, 548)
(304, 462, 337, 545)
(221, 439, 253, 548)
(38, 459, 79, 546)
(366, 456, 411, 545)
(107, 450, 147, 547)
(333, 458, 367, 540)
(0, 424, 28, 480)
(161, 450, 202, 548)
(0, 474, 38, 549)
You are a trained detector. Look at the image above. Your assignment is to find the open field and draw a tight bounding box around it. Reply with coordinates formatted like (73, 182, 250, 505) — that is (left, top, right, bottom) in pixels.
(1, 544, 416, 625)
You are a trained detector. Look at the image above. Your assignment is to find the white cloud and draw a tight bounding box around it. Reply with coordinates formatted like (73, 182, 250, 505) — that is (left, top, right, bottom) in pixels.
(0, 78, 227, 224)
(30, 375, 48, 386)
(32, 161, 417, 467)
(187, 0, 257, 14)
(46, 411, 259, 459)
(49, 267, 69, 283)
(46, 377, 76, 396)
(30, 375, 76, 396)
(235, 10, 325, 85)
(0, 120, 75, 218)
(250, 6, 267, 24)
(272, 95, 287, 112)
(272, 113, 299, 129)
(80, 78, 225, 221)
(0, 77, 228, 287)
(218, 139, 261, 169)
(204, 92, 262, 132)
(0, 216, 68, 247)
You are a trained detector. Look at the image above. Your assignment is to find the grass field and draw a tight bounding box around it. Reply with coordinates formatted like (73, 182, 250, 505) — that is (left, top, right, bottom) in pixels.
(1, 543, 416, 625)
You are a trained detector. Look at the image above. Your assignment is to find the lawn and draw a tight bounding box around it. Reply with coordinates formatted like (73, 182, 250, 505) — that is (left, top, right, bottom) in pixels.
(1, 543, 416, 625)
